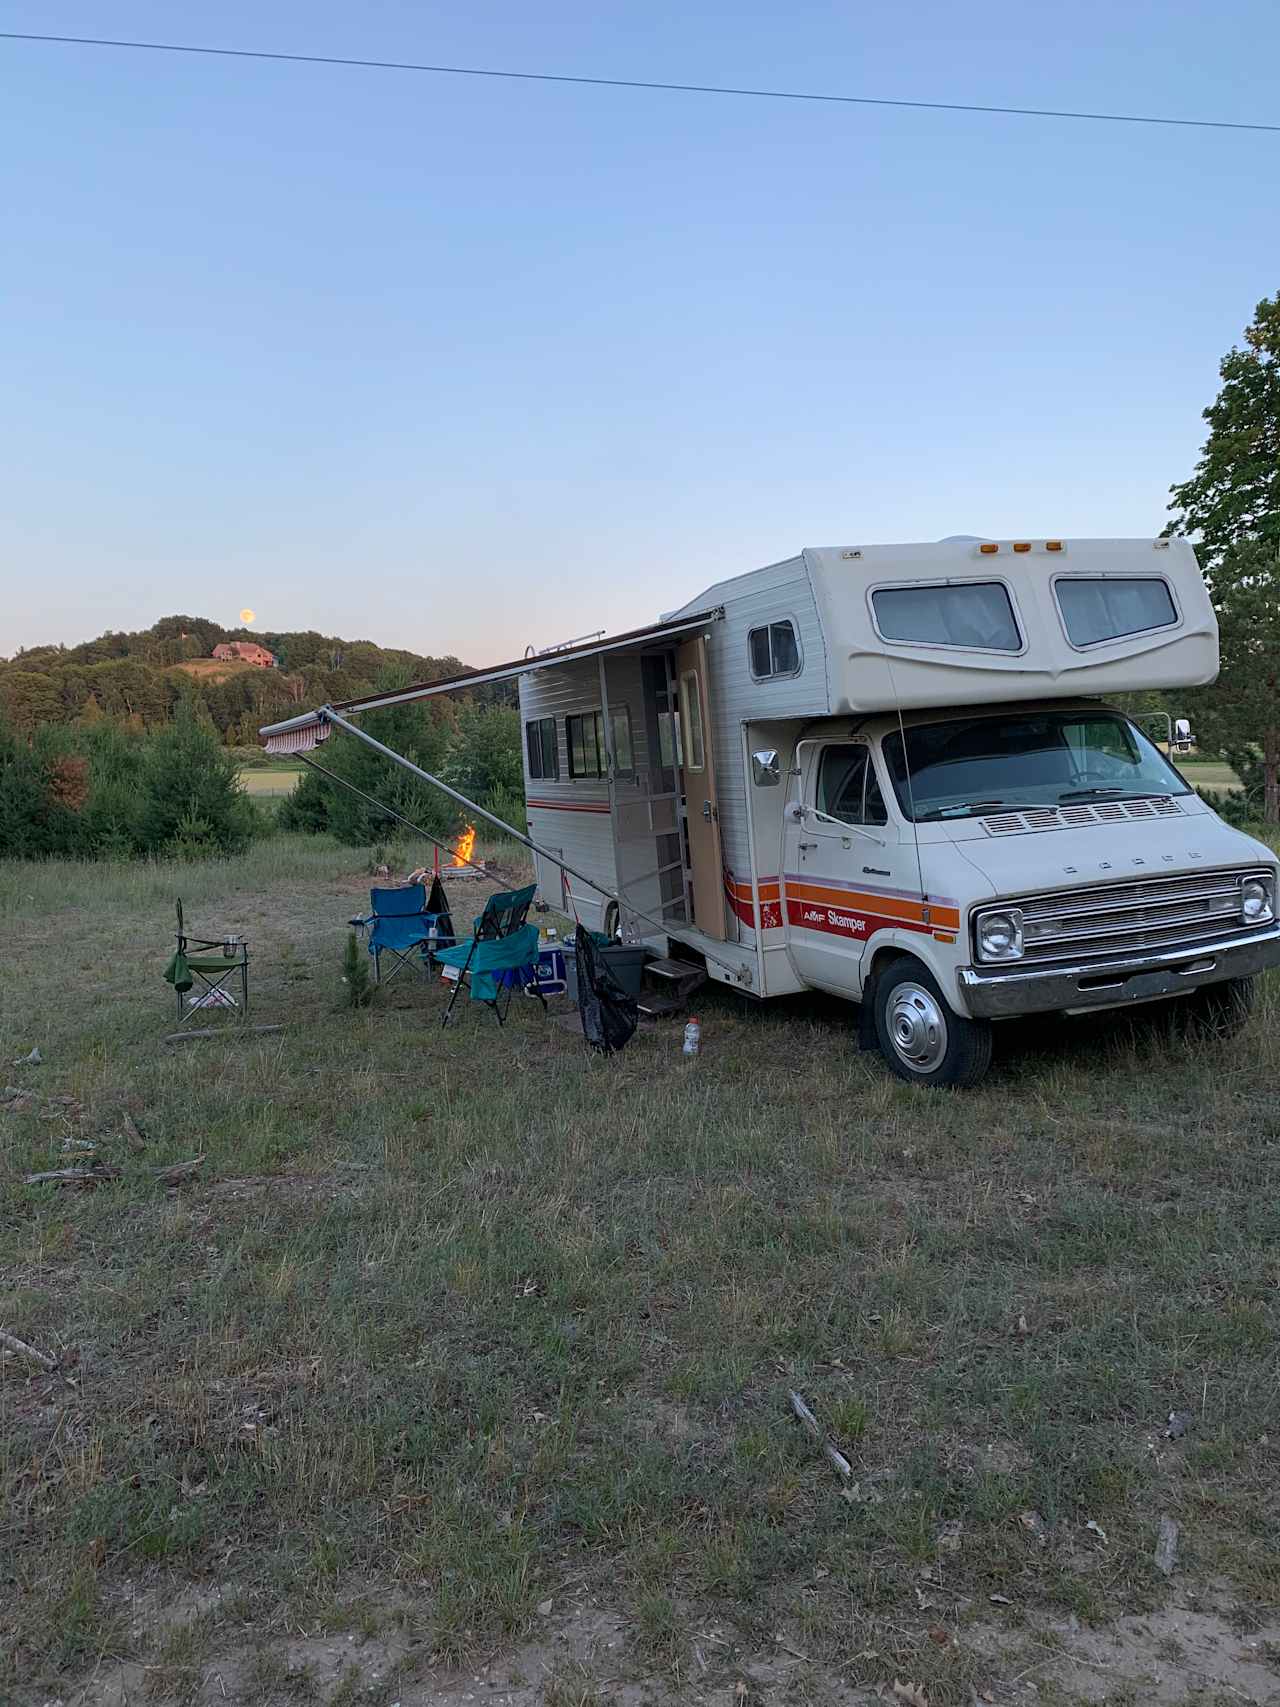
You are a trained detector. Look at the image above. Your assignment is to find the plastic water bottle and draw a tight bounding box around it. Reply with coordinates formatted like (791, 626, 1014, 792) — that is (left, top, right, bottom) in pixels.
(682, 1017, 701, 1057)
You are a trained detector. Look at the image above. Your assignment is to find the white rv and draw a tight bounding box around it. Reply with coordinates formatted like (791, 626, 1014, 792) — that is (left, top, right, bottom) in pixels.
(261, 535, 1280, 1088)
(513, 536, 1280, 1085)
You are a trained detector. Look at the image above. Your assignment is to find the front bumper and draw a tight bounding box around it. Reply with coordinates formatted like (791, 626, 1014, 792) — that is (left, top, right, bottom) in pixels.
(957, 923, 1280, 1019)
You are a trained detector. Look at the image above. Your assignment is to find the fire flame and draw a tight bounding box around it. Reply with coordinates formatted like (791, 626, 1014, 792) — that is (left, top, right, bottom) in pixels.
(452, 824, 477, 868)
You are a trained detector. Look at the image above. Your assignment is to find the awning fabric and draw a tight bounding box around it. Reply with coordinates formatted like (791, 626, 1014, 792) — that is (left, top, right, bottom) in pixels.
(259, 609, 719, 753)
(262, 723, 331, 756)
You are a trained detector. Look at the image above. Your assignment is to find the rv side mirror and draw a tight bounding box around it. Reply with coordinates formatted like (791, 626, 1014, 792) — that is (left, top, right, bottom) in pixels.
(751, 749, 781, 786)
(1174, 719, 1191, 741)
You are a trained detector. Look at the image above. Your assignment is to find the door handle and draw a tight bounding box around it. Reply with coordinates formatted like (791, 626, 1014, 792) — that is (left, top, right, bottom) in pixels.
(798, 840, 818, 852)
(702, 800, 717, 823)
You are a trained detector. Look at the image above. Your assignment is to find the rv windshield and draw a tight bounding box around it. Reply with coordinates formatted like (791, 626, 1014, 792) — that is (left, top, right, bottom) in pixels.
(882, 710, 1192, 822)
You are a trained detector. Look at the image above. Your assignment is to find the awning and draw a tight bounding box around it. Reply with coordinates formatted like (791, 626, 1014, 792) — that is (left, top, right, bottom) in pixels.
(259, 608, 720, 754)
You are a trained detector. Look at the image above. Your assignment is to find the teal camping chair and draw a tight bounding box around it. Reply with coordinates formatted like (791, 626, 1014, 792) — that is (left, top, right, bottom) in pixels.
(435, 885, 542, 1027)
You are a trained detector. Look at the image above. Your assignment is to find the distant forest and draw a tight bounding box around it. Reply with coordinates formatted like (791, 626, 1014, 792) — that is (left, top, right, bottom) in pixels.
(0, 615, 499, 742)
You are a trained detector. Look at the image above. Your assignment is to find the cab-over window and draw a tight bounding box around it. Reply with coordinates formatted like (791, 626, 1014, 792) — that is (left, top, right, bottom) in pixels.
(748, 620, 801, 678)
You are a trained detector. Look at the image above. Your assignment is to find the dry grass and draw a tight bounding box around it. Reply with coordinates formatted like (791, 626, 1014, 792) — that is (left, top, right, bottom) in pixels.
(2, 834, 1279, 1706)
(166, 659, 263, 683)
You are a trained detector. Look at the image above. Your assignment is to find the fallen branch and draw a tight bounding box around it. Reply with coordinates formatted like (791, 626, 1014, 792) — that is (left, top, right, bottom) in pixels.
(121, 1112, 148, 1153)
(24, 1163, 122, 1187)
(0, 1328, 59, 1372)
(164, 1024, 284, 1043)
(788, 1389, 854, 1484)
(1154, 1514, 1180, 1577)
(24, 1157, 205, 1189)
(153, 1155, 205, 1186)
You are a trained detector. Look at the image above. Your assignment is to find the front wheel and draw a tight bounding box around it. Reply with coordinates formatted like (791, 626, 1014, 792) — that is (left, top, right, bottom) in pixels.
(873, 957, 994, 1089)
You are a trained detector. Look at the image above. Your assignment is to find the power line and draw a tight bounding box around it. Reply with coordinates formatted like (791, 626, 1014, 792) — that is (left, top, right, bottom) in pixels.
(3, 29, 1278, 136)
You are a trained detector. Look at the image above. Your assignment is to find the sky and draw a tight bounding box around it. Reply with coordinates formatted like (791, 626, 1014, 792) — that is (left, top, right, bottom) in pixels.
(2, 0, 1278, 664)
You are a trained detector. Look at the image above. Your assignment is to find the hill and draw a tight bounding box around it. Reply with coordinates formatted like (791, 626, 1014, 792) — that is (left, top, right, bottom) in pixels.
(0, 614, 492, 743)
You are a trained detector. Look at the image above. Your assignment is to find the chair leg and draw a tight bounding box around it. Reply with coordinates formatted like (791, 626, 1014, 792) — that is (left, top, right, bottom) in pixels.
(441, 940, 478, 1028)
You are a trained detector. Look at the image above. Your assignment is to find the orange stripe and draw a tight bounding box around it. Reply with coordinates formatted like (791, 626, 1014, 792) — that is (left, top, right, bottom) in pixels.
(783, 880, 960, 930)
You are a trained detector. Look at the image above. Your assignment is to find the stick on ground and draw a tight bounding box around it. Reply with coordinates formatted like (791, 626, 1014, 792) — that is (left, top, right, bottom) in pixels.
(788, 1389, 854, 1483)
(0, 1328, 60, 1372)
(164, 1024, 284, 1043)
(24, 1163, 122, 1186)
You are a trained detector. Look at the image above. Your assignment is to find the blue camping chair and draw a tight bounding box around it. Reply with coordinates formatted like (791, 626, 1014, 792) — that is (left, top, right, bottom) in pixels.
(435, 884, 542, 1027)
(365, 884, 452, 985)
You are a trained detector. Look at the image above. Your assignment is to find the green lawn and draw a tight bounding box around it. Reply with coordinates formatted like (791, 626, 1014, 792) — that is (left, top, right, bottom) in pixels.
(237, 765, 302, 797)
(3, 837, 1279, 1706)
(1177, 758, 1243, 792)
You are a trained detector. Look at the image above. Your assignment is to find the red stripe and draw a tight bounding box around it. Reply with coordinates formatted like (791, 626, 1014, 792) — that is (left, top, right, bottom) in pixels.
(723, 872, 784, 931)
(526, 798, 611, 814)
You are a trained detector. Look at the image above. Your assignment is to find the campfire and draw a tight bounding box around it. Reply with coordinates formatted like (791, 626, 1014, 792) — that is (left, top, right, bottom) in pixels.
(453, 824, 477, 868)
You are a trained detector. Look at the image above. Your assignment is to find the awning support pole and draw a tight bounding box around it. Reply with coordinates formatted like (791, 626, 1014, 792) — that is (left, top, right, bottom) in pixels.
(295, 754, 496, 880)
(322, 706, 628, 912)
(320, 706, 746, 977)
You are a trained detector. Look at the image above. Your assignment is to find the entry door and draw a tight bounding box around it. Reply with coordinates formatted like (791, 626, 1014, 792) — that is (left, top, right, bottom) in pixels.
(676, 635, 726, 940)
(782, 742, 891, 995)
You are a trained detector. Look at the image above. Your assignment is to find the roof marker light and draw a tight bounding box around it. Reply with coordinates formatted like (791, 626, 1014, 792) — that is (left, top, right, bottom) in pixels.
(1012, 541, 1031, 553)
(1045, 540, 1064, 552)
(979, 542, 1000, 554)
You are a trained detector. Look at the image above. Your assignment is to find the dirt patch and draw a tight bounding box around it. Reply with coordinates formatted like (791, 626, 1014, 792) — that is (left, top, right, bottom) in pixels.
(965, 1603, 1280, 1705)
(55, 1592, 1280, 1707)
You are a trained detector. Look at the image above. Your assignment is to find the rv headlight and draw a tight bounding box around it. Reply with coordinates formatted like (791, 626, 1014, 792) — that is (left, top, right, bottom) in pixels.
(975, 908, 1024, 963)
(1240, 875, 1275, 925)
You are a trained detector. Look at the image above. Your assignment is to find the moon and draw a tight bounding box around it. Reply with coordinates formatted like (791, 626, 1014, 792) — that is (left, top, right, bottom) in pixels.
(240, 608, 256, 624)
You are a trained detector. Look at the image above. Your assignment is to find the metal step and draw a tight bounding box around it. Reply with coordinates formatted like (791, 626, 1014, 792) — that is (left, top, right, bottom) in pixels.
(637, 994, 687, 1018)
(644, 957, 708, 986)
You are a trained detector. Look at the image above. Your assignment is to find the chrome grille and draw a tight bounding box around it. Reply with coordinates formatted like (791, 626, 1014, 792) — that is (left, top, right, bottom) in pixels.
(1009, 869, 1268, 964)
(981, 796, 1184, 836)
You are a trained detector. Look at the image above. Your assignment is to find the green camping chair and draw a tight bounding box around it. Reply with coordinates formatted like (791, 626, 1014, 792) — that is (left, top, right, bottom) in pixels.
(163, 899, 249, 1029)
(434, 884, 542, 1027)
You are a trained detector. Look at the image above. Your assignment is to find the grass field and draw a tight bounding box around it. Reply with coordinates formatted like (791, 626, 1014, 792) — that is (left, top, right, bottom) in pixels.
(237, 765, 302, 798)
(3, 837, 1280, 1706)
(1177, 759, 1243, 793)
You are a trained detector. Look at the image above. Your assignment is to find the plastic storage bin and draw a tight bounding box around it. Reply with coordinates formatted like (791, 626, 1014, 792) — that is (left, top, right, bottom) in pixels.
(564, 942, 649, 1005)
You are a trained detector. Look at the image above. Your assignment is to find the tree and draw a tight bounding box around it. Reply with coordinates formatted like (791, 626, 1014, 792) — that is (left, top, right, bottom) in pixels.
(0, 671, 66, 733)
(1169, 294, 1280, 584)
(1190, 540, 1280, 824)
(134, 710, 255, 854)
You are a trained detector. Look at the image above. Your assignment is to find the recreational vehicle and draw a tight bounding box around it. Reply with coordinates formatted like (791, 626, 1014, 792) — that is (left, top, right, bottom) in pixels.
(261, 537, 1280, 1088)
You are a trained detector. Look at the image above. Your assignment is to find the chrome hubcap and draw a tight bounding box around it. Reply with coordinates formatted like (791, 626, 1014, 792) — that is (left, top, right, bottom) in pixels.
(887, 982, 948, 1073)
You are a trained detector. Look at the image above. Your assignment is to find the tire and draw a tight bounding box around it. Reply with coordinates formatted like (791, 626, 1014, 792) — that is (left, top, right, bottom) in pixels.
(873, 956, 994, 1089)
(1178, 975, 1255, 1040)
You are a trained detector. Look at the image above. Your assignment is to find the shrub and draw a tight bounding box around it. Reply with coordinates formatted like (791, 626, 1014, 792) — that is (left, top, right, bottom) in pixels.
(134, 712, 255, 855)
(341, 930, 373, 1007)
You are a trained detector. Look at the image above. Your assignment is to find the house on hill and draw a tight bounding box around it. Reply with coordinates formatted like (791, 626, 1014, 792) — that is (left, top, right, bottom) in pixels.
(212, 641, 277, 668)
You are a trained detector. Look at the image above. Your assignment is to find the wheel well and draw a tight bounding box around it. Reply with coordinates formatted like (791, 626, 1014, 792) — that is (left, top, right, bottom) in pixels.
(866, 945, 920, 986)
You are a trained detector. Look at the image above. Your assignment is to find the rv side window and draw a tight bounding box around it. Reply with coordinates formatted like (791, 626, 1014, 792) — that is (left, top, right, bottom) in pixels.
(679, 671, 705, 772)
(1056, 576, 1178, 647)
(872, 582, 1021, 652)
(609, 707, 634, 775)
(748, 620, 801, 678)
(567, 711, 606, 779)
(817, 745, 888, 827)
(525, 717, 558, 781)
